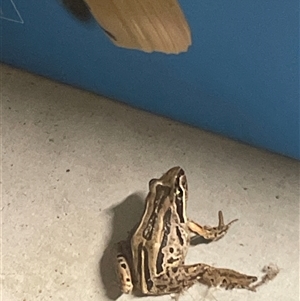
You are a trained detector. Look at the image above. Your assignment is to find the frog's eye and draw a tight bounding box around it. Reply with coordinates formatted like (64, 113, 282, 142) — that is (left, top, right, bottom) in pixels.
(149, 178, 158, 189)
(179, 175, 187, 190)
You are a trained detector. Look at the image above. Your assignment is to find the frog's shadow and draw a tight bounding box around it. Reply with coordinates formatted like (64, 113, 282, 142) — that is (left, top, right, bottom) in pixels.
(99, 192, 145, 300)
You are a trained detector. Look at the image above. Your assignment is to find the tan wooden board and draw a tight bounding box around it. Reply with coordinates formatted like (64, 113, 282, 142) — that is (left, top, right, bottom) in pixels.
(84, 0, 191, 54)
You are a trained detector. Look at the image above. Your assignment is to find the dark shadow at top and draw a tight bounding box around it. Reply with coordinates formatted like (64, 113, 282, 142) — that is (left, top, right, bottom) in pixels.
(60, 0, 92, 22)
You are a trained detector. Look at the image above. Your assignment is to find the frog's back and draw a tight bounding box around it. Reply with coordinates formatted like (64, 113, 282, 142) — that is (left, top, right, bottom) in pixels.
(130, 166, 190, 294)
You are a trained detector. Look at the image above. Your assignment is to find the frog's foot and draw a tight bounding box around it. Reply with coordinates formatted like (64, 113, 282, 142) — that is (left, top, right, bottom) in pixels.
(250, 263, 279, 290)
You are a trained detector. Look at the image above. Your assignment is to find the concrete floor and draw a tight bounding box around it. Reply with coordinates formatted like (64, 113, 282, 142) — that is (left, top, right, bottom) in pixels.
(2, 64, 299, 301)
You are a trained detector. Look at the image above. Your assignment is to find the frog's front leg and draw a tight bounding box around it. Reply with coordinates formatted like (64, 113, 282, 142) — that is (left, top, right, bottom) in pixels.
(187, 211, 238, 241)
(115, 240, 134, 294)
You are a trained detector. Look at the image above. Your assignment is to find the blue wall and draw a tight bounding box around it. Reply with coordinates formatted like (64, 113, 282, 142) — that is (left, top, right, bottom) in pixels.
(2, 0, 299, 159)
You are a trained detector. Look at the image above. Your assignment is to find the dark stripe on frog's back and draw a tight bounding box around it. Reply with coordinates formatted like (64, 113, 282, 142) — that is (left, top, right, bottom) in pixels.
(155, 208, 172, 274)
(142, 245, 154, 292)
(175, 226, 184, 246)
(174, 169, 187, 223)
(142, 184, 171, 240)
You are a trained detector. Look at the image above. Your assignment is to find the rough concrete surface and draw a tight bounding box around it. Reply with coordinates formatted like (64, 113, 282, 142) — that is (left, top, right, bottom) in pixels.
(1, 64, 299, 301)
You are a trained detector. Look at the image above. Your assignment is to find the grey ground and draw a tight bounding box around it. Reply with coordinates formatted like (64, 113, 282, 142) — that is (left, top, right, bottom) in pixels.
(1, 64, 299, 301)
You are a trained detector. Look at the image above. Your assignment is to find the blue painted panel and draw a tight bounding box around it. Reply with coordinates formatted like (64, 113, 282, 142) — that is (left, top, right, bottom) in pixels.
(2, 0, 299, 159)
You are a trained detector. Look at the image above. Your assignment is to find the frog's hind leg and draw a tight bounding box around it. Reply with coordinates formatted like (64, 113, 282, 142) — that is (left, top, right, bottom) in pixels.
(187, 211, 238, 242)
(172, 263, 259, 292)
(151, 263, 258, 296)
